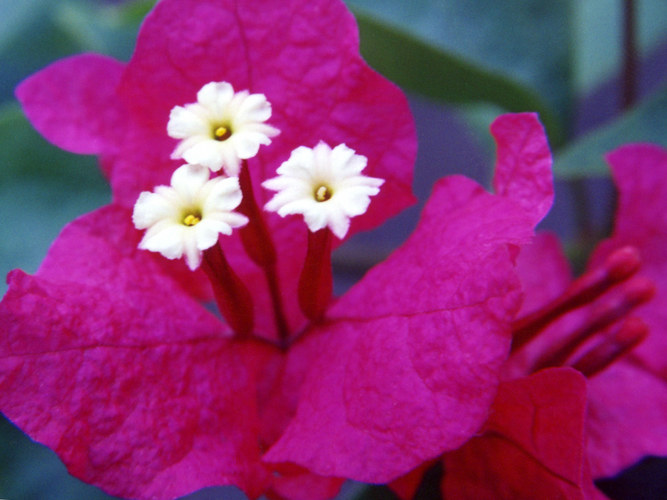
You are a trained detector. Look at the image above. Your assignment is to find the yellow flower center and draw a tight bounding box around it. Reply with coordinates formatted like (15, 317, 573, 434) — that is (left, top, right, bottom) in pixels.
(182, 212, 202, 226)
(314, 185, 333, 202)
(213, 125, 232, 141)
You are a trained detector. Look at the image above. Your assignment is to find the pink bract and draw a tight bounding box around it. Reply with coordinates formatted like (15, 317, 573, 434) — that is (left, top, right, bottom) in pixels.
(16, 0, 416, 341)
(264, 175, 534, 481)
(443, 368, 604, 500)
(4, 0, 556, 495)
(0, 111, 553, 499)
(509, 144, 667, 479)
(591, 144, 667, 380)
(584, 144, 667, 477)
(263, 113, 553, 480)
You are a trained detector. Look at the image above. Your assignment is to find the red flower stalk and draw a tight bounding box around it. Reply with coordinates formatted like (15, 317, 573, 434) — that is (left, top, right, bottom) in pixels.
(408, 144, 667, 500)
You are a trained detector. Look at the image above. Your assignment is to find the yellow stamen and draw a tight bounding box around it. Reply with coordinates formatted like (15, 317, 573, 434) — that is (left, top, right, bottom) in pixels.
(183, 214, 201, 226)
(214, 126, 231, 141)
(315, 185, 332, 202)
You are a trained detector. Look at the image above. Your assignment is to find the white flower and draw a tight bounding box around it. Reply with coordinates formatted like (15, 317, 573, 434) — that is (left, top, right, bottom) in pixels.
(167, 82, 280, 176)
(262, 142, 384, 239)
(133, 164, 248, 270)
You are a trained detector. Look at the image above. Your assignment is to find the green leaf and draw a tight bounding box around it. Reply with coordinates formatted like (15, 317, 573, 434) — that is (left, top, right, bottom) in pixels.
(51, 0, 155, 60)
(0, 104, 109, 296)
(348, 0, 570, 140)
(0, 0, 149, 103)
(353, 9, 564, 146)
(554, 86, 667, 179)
(114, 0, 158, 25)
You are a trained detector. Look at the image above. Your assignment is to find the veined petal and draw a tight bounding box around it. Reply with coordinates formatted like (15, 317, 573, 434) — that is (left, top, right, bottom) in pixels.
(0, 206, 274, 499)
(264, 175, 535, 481)
(16, 54, 125, 155)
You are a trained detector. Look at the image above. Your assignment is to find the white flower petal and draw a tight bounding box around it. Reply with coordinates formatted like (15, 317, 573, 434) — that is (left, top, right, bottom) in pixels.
(194, 219, 224, 250)
(133, 191, 177, 229)
(263, 142, 383, 239)
(198, 82, 234, 111)
(168, 81, 279, 175)
(182, 142, 225, 172)
(140, 222, 185, 259)
(167, 106, 209, 138)
(132, 164, 246, 269)
(182, 231, 202, 271)
(171, 163, 210, 201)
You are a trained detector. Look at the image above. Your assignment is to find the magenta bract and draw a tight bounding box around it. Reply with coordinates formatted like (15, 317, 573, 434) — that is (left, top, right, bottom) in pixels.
(585, 144, 667, 477)
(16, 0, 416, 342)
(508, 144, 667, 480)
(443, 368, 603, 500)
(3, 0, 556, 496)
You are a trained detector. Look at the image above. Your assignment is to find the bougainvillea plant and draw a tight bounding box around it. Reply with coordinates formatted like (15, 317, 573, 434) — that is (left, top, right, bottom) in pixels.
(442, 367, 605, 500)
(391, 144, 667, 500)
(0, 0, 558, 499)
(582, 145, 667, 478)
(504, 144, 667, 482)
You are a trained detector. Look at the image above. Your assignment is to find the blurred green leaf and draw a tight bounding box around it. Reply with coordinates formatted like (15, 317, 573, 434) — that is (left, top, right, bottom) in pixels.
(0, 104, 109, 296)
(353, 10, 564, 146)
(115, 0, 158, 25)
(0, 416, 116, 500)
(554, 85, 667, 178)
(0, 0, 150, 103)
(348, 0, 571, 132)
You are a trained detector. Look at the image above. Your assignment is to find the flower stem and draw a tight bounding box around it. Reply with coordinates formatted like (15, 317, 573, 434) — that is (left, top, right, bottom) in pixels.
(237, 161, 277, 267)
(512, 246, 641, 351)
(237, 161, 289, 340)
(202, 241, 254, 337)
(622, 0, 638, 109)
(298, 228, 333, 322)
(569, 317, 648, 377)
(528, 277, 654, 373)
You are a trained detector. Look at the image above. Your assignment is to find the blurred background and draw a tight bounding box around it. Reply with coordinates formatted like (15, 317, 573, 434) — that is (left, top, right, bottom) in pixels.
(0, 0, 665, 498)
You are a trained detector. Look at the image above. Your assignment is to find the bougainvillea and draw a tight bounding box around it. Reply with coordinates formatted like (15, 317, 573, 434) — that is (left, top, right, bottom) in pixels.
(1, 0, 558, 499)
(387, 144, 666, 499)
(503, 144, 667, 483)
(443, 368, 604, 500)
(570, 145, 667, 479)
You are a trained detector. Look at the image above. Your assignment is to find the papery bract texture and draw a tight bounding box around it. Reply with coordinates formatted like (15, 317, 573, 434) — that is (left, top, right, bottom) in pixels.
(16, 54, 126, 156)
(0, 206, 276, 499)
(15, 0, 416, 342)
(583, 144, 667, 477)
(262, 113, 553, 481)
(263, 160, 553, 481)
(0, 111, 554, 497)
(443, 368, 603, 500)
(509, 144, 667, 478)
(492, 113, 554, 226)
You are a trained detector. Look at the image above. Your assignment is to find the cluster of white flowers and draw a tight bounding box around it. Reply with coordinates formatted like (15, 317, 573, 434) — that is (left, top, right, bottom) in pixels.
(133, 81, 383, 269)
